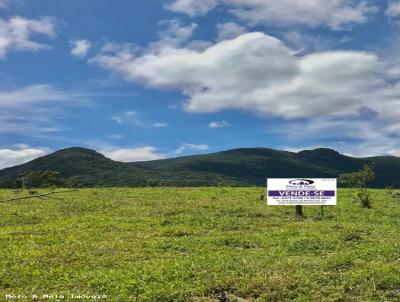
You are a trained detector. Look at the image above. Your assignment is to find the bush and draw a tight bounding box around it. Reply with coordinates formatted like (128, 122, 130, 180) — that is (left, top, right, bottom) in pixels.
(339, 165, 375, 208)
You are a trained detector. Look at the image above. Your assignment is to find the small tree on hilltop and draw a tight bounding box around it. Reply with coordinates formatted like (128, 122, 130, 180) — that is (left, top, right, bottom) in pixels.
(339, 165, 375, 208)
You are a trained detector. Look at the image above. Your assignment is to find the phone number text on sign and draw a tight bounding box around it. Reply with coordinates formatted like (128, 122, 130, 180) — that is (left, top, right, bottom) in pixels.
(267, 178, 337, 206)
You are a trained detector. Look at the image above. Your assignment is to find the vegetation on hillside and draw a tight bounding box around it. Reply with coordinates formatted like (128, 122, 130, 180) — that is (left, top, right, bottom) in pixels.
(19, 171, 82, 189)
(0, 188, 399, 301)
(1, 147, 400, 188)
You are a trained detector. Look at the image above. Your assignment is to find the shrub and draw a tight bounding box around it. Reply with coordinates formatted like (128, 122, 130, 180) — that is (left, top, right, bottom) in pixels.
(339, 165, 375, 208)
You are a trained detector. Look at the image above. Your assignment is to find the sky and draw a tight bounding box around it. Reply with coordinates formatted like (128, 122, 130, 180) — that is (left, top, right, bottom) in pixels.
(0, 0, 399, 168)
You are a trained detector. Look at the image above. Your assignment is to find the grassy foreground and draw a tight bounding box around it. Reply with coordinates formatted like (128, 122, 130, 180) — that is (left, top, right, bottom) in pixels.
(0, 188, 399, 302)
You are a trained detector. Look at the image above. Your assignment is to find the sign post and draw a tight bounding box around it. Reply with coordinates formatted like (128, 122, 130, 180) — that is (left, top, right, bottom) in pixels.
(267, 178, 337, 216)
(295, 205, 303, 217)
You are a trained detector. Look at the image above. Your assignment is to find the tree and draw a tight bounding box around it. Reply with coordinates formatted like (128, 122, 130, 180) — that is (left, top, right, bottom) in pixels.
(40, 171, 64, 187)
(20, 170, 64, 189)
(339, 165, 375, 208)
(65, 176, 81, 188)
(21, 171, 42, 189)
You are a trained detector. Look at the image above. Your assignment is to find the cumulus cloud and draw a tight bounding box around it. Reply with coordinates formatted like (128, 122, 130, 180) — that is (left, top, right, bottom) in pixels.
(217, 22, 247, 40)
(0, 16, 57, 59)
(281, 31, 350, 53)
(386, 1, 400, 18)
(0, 145, 50, 169)
(91, 30, 400, 155)
(92, 32, 396, 120)
(165, 0, 218, 16)
(102, 147, 167, 162)
(165, 0, 376, 29)
(70, 39, 91, 58)
(209, 120, 231, 128)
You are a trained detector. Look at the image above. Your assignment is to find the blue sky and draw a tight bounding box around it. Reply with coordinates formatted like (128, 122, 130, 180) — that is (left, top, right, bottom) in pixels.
(0, 0, 399, 168)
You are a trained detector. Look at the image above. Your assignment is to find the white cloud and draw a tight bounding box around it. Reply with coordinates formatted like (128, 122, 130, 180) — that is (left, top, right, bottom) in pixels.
(102, 147, 167, 162)
(151, 19, 199, 51)
(165, 0, 376, 29)
(0, 16, 57, 59)
(0, 145, 50, 169)
(278, 117, 400, 157)
(0, 84, 86, 135)
(174, 143, 209, 155)
(91, 30, 400, 155)
(112, 112, 168, 128)
(70, 39, 91, 58)
(0, 118, 61, 135)
(93, 141, 210, 163)
(153, 122, 168, 128)
(93, 20, 200, 69)
(217, 22, 247, 40)
(152, 20, 211, 54)
(209, 120, 231, 128)
(0, 84, 75, 108)
(100, 41, 138, 54)
(165, 0, 218, 16)
(281, 31, 350, 53)
(226, 0, 377, 29)
(386, 1, 400, 18)
(92, 32, 396, 120)
(112, 111, 144, 126)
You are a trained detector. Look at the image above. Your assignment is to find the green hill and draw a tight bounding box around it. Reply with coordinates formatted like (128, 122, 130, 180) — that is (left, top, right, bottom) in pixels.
(1, 147, 400, 188)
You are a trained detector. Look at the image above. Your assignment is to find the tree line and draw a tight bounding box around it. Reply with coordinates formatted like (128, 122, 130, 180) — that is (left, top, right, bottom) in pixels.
(15, 170, 81, 189)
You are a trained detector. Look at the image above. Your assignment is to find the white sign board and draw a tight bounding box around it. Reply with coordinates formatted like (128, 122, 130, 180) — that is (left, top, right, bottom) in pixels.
(267, 178, 337, 206)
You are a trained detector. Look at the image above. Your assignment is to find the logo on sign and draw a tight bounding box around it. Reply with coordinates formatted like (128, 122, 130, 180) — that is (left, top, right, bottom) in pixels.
(288, 179, 314, 185)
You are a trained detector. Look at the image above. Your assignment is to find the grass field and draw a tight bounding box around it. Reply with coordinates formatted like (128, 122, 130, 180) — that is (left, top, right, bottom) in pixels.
(0, 188, 400, 302)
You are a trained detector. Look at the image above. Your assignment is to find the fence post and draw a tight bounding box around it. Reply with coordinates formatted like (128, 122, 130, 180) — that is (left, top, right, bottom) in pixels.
(295, 205, 303, 216)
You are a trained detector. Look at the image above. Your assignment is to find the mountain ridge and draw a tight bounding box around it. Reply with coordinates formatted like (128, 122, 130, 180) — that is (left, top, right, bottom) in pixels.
(1, 147, 399, 188)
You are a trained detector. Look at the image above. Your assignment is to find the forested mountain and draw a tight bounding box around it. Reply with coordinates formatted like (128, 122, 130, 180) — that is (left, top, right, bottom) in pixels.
(1, 147, 399, 188)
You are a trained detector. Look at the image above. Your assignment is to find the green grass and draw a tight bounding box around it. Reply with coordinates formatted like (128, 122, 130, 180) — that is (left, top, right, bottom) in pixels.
(0, 188, 399, 301)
